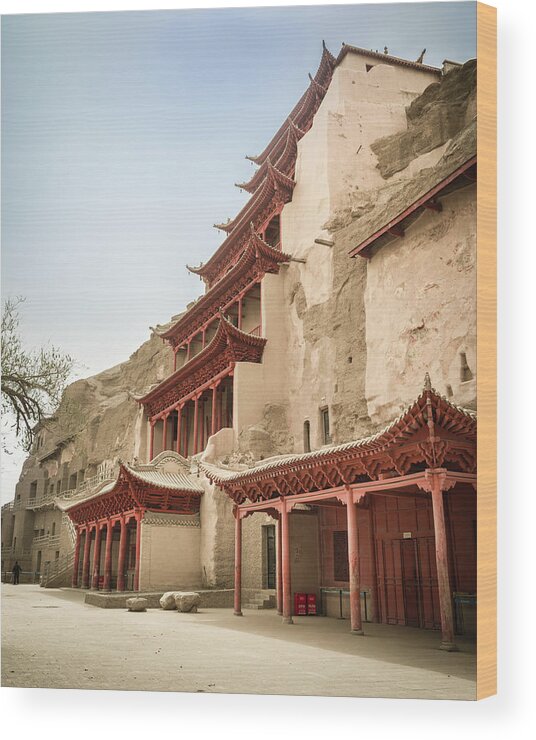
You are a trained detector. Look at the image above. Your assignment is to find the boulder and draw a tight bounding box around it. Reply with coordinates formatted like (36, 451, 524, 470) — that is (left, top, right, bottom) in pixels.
(160, 592, 179, 610)
(174, 591, 201, 613)
(126, 597, 148, 612)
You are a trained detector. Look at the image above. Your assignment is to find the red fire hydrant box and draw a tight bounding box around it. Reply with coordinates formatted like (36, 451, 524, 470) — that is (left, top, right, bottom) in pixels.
(307, 593, 317, 615)
(294, 592, 307, 615)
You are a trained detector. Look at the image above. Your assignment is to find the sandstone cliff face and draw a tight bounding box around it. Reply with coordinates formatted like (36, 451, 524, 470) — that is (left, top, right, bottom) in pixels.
(325, 59, 477, 427)
(15, 331, 173, 499)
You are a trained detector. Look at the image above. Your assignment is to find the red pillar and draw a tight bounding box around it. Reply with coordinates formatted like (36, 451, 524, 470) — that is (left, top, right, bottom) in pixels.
(176, 405, 182, 455)
(186, 341, 191, 361)
(201, 397, 206, 450)
(133, 513, 142, 592)
(346, 492, 364, 635)
(71, 527, 82, 588)
(430, 471, 458, 651)
(211, 384, 218, 436)
(117, 517, 127, 592)
(281, 501, 293, 624)
(91, 523, 102, 590)
(162, 413, 168, 452)
(217, 386, 222, 431)
(238, 296, 243, 330)
(81, 527, 91, 589)
(193, 396, 199, 455)
(183, 405, 189, 456)
(234, 510, 243, 616)
(149, 421, 155, 461)
(102, 520, 113, 592)
(368, 506, 379, 623)
(276, 516, 283, 615)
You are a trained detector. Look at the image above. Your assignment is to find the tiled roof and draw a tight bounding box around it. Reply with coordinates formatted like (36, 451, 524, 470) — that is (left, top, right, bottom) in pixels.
(200, 383, 476, 486)
(124, 466, 204, 493)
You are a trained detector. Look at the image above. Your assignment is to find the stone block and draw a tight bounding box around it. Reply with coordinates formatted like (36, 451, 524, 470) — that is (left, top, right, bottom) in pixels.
(160, 592, 179, 610)
(126, 597, 148, 612)
(174, 591, 200, 613)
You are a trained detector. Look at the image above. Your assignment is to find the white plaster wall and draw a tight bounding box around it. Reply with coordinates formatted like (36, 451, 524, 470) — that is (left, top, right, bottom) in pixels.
(364, 185, 476, 424)
(278, 54, 440, 452)
(233, 271, 288, 437)
(139, 522, 201, 591)
(199, 479, 235, 588)
(241, 512, 273, 590)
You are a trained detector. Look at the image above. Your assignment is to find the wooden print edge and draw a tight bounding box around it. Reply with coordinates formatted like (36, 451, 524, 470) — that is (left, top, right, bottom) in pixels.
(476, 0, 497, 701)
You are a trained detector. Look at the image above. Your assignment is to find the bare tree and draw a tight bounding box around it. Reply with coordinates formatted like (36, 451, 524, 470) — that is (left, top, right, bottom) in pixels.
(1, 297, 74, 451)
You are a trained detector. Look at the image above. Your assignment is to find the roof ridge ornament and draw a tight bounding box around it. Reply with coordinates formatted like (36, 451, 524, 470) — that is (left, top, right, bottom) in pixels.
(186, 262, 205, 274)
(416, 48, 427, 64)
(423, 372, 433, 392)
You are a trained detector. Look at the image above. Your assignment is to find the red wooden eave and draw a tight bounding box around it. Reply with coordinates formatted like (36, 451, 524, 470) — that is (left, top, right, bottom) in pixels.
(160, 231, 290, 348)
(201, 384, 476, 504)
(137, 315, 267, 419)
(349, 157, 477, 258)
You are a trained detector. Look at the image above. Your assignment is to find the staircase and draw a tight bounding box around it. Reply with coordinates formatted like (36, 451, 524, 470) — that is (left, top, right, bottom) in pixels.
(40, 551, 74, 588)
(62, 513, 77, 548)
(242, 589, 277, 610)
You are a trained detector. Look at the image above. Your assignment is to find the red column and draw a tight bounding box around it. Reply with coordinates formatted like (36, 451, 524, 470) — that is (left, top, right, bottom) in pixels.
(217, 387, 222, 431)
(102, 520, 113, 592)
(211, 384, 218, 436)
(91, 523, 102, 590)
(183, 405, 189, 456)
(149, 421, 155, 461)
(186, 341, 191, 361)
(276, 516, 283, 615)
(201, 397, 206, 450)
(71, 527, 82, 588)
(81, 527, 91, 588)
(116, 517, 127, 592)
(430, 472, 458, 651)
(234, 510, 243, 616)
(202, 328, 207, 348)
(346, 492, 364, 635)
(162, 413, 168, 452)
(133, 513, 142, 592)
(368, 506, 379, 623)
(238, 296, 243, 330)
(176, 405, 182, 455)
(281, 501, 293, 624)
(193, 396, 199, 455)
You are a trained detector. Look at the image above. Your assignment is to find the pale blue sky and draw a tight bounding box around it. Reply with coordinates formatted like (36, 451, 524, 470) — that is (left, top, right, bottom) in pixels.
(1, 3, 476, 499)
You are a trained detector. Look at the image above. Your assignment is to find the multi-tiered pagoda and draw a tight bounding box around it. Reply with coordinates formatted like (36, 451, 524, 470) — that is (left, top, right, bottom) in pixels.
(135, 43, 337, 461)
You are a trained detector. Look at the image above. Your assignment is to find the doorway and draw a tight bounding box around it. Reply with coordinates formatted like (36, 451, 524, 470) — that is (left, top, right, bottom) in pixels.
(263, 525, 276, 589)
(376, 536, 440, 629)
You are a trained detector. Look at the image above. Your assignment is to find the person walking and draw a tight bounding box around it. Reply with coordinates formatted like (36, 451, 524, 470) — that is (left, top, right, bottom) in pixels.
(12, 561, 21, 585)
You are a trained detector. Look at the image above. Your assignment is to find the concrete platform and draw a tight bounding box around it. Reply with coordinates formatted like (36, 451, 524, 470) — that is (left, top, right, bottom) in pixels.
(81, 588, 234, 609)
(1, 584, 476, 699)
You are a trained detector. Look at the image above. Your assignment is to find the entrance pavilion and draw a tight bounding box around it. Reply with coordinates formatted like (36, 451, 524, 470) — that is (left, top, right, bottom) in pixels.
(62, 453, 203, 592)
(202, 377, 476, 651)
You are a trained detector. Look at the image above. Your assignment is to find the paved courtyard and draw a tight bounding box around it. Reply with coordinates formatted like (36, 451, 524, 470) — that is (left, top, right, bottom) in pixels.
(1, 584, 476, 700)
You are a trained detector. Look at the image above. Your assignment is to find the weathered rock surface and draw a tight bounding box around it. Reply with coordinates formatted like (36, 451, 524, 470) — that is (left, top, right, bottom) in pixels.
(126, 597, 148, 612)
(159, 592, 179, 610)
(174, 592, 200, 613)
(371, 60, 476, 179)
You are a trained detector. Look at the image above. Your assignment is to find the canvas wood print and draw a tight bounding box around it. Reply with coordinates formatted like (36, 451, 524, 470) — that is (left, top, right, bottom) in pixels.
(0, 2, 496, 700)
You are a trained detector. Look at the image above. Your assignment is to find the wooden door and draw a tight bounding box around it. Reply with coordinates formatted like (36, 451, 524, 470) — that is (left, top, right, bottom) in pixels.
(265, 525, 276, 589)
(400, 539, 421, 627)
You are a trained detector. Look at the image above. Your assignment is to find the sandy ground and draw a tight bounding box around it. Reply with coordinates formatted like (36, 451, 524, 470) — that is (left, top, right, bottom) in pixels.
(1, 584, 476, 700)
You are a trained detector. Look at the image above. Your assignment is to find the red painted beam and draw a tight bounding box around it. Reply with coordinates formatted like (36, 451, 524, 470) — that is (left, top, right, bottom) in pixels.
(349, 157, 477, 258)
